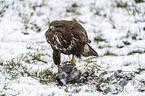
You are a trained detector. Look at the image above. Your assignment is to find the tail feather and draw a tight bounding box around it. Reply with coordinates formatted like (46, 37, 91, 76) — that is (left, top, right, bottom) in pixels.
(82, 44, 98, 57)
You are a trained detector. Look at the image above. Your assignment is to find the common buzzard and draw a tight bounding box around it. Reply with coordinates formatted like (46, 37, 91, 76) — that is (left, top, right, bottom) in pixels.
(45, 20, 98, 73)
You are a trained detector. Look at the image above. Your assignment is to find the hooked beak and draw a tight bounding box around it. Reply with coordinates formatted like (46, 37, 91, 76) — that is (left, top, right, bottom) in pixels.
(49, 25, 55, 31)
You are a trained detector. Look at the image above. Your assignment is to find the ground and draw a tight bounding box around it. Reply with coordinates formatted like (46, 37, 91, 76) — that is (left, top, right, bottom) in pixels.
(0, 0, 145, 96)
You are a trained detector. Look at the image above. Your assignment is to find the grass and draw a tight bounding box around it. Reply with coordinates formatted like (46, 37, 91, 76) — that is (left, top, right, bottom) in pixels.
(21, 51, 48, 64)
(126, 30, 140, 40)
(123, 41, 131, 46)
(98, 45, 112, 49)
(115, 0, 128, 8)
(16, 1, 43, 34)
(128, 50, 145, 55)
(78, 57, 100, 71)
(117, 45, 125, 48)
(38, 69, 57, 84)
(124, 63, 132, 66)
(0, 0, 9, 18)
(103, 50, 118, 56)
(66, 2, 82, 16)
(1, 48, 145, 95)
(138, 80, 145, 92)
(0, 52, 57, 85)
(135, 0, 145, 3)
(94, 36, 106, 43)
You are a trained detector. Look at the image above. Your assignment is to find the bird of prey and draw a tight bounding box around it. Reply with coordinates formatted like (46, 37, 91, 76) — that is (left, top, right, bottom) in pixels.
(45, 20, 98, 73)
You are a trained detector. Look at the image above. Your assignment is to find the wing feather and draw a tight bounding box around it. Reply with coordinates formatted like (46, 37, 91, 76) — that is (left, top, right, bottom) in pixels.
(70, 21, 89, 44)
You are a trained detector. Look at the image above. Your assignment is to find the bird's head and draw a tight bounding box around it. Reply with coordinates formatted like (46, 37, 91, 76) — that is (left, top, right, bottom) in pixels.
(49, 25, 56, 32)
(49, 21, 64, 32)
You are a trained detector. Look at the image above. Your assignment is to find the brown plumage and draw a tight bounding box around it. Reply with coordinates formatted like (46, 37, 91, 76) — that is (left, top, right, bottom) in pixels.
(45, 20, 98, 72)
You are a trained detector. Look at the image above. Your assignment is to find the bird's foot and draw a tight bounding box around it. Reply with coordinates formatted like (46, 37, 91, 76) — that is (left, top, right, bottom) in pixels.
(67, 61, 76, 65)
(67, 55, 76, 65)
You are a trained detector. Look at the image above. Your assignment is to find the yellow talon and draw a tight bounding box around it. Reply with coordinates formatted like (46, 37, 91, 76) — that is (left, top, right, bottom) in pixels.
(67, 61, 76, 65)
(67, 55, 76, 65)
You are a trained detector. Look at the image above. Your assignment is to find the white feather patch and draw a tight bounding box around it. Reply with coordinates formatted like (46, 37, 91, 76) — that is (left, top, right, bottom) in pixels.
(84, 44, 89, 52)
(54, 35, 62, 46)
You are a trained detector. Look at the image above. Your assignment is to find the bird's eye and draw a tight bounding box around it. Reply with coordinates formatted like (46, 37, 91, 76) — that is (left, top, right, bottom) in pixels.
(50, 26, 53, 29)
(55, 25, 60, 28)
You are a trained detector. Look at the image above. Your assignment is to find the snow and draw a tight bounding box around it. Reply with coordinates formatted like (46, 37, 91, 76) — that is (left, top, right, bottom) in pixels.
(0, 0, 145, 95)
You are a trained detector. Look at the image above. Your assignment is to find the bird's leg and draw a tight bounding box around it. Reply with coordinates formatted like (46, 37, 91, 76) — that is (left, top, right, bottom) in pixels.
(71, 55, 74, 62)
(68, 55, 76, 65)
(57, 65, 60, 74)
(53, 50, 61, 74)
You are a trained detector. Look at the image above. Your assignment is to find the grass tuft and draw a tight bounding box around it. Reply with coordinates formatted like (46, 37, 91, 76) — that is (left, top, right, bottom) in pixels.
(135, 0, 145, 3)
(94, 36, 106, 43)
(128, 50, 145, 55)
(103, 50, 118, 56)
(0, 0, 9, 17)
(115, 0, 128, 8)
(123, 41, 131, 45)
